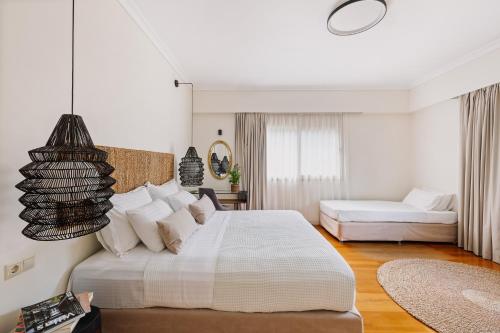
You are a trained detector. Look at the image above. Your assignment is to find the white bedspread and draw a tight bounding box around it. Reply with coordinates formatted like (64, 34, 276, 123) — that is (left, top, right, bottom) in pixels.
(144, 211, 229, 308)
(71, 210, 356, 312)
(320, 200, 458, 224)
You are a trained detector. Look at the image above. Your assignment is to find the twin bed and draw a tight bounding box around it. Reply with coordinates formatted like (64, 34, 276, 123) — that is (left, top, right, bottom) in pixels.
(69, 146, 363, 333)
(320, 198, 458, 243)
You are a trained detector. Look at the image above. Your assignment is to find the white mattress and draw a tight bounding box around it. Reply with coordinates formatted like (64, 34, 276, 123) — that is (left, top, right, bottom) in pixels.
(320, 200, 458, 224)
(70, 210, 355, 312)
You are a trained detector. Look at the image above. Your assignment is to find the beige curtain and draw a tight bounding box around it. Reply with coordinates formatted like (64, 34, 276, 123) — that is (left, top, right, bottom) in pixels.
(235, 113, 267, 209)
(459, 83, 500, 264)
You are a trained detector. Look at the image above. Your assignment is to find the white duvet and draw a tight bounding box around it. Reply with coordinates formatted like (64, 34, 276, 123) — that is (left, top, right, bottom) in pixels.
(71, 210, 356, 312)
(320, 200, 458, 224)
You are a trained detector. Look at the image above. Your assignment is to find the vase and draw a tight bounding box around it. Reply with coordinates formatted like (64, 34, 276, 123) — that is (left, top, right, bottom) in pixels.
(231, 184, 240, 193)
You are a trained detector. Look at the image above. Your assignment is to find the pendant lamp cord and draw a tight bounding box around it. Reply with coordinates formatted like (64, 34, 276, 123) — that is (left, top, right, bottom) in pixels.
(174, 80, 194, 145)
(71, 0, 75, 115)
(190, 83, 193, 145)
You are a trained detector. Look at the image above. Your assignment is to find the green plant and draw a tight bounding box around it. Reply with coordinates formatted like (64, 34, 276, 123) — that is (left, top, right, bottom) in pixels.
(228, 164, 241, 185)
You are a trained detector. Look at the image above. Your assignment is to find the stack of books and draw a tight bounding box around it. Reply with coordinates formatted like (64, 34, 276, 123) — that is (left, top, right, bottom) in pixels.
(13, 291, 93, 333)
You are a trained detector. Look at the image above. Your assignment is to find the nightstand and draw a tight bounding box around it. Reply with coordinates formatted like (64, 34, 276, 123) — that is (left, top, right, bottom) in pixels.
(74, 306, 101, 333)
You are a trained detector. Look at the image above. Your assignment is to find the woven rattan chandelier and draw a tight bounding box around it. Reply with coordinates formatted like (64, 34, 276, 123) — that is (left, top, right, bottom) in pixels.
(175, 80, 204, 187)
(16, 0, 115, 240)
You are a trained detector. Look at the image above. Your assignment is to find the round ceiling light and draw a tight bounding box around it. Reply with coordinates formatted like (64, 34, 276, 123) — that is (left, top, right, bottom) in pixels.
(327, 0, 387, 36)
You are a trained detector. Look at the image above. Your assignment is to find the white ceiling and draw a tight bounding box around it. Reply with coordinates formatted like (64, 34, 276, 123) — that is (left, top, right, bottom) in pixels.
(130, 0, 500, 90)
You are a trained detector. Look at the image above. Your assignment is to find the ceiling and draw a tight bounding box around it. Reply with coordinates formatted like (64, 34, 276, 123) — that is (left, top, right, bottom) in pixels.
(130, 0, 500, 90)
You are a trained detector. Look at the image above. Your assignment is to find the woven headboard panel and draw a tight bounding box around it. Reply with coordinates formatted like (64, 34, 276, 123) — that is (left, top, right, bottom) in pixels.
(97, 146, 174, 194)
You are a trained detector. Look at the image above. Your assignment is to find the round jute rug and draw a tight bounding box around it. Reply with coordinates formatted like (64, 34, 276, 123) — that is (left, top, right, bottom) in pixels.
(377, 259, 500, 333)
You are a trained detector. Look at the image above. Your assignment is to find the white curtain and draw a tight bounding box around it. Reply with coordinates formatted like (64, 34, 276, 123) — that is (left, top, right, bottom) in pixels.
(265, 113, 347, 223)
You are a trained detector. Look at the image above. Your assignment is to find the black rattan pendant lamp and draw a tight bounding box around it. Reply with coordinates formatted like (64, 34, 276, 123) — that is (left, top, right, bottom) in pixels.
(16, 0, 115, 241)
(175, 80, 204, 187)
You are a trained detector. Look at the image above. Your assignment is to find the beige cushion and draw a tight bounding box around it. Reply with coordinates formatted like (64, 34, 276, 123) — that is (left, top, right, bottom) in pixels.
(189, 195, 216, 224)
(157, 208, 199, 254)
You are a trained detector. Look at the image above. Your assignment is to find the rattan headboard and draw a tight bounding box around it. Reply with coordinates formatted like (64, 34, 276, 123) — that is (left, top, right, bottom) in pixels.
(97, 146, 174, 193)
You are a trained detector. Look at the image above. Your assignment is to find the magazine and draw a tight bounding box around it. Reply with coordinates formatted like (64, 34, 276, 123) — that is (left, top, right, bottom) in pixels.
(21, 292, 85, 333)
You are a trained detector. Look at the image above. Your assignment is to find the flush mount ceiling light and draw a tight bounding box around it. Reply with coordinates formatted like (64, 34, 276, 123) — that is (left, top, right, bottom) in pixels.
(327, 0, 387, 36)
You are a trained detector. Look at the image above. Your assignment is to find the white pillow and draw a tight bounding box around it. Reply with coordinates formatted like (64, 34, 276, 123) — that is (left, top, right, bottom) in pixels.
(146, 180, 180, 201)
(403, 188, 451, 211)
(127, 199, 174, 252)
(167, 190, 198, 212)
(110, 185, 152, 207)
(422, 189, 456, 211)
(96, 186, 153, 256)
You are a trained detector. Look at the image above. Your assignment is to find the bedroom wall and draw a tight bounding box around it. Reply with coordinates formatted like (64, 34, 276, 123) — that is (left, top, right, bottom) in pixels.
(0, 0, 190, 331)
(411, 98, 461, 196)
(195, 90, 409, 114)
(193, 113, 236, 191)
(345, 113, 413, 201)
(410, 46, 500, 111)
(193, 110, 413, 207)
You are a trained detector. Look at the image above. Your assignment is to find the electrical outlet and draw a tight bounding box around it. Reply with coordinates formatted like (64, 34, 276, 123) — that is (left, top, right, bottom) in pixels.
(4, 261, 23, 280)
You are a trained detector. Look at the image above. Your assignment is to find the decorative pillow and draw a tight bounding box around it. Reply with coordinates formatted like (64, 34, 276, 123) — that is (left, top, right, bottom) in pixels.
(127, 199, 174, 252)
(157, 208, 199, 254)
(189, 195, 216, 224)
(146, 180, 180, 201)
(167, 190, 198, 212)
(96, 186, 152, 256)
(403, 188, 448, 211)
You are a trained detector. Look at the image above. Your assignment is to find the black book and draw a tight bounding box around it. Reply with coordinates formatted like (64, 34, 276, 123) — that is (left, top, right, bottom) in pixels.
(21, 292, 85, 333)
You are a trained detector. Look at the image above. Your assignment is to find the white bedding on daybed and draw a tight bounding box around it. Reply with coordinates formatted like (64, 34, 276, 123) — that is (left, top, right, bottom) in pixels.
(71, 210, 355, 313)
(320, 200, 458, 224)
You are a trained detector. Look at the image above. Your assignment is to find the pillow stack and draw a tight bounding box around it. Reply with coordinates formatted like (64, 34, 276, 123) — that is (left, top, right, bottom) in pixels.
(96, 186, 152, 256)
(96, 180, 217, 256)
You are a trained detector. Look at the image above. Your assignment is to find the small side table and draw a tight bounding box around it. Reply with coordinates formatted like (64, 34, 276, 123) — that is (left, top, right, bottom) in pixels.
(74, 306, 101, 333)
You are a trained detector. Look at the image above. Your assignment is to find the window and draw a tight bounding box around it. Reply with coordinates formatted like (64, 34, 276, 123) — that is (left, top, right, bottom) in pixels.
(266, 114, 343, 181)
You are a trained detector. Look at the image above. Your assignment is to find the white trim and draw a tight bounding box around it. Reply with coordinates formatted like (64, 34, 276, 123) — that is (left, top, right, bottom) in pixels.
(116, 0, 188, 81)
(411, 37, 500, 88)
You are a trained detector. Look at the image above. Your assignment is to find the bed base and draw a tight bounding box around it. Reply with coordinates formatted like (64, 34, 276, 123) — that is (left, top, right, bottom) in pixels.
(102, 307, 363, 333)
(320, 212, 457, 243)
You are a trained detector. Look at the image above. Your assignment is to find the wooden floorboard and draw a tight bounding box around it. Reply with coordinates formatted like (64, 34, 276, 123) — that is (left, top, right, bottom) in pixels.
(316, 226, 500, 333)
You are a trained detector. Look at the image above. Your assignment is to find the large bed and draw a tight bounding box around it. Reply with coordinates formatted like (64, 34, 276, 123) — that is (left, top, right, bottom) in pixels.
(69, 146, 363, 333)
(320, 200, 458, 242)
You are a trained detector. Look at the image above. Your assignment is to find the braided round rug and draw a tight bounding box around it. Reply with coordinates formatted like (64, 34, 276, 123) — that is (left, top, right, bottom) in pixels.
(377, 259, 500, 333)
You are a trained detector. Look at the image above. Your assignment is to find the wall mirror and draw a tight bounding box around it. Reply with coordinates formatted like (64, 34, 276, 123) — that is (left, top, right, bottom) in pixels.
(208, 140, 232, 179)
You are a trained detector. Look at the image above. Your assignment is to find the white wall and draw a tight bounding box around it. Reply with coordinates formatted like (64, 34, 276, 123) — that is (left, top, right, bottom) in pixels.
(411, 100, 460, 195)
(193, 100, 414, 204)
(196, 90, 409, 114)
(0, 0, 190, 332)
(193, 113, 235, 190)
(346, 114, 413, 200)
(410, 47, 500, 111)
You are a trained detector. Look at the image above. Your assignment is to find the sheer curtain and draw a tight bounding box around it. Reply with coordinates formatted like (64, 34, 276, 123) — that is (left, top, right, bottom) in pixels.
(266, 113, 347, 223)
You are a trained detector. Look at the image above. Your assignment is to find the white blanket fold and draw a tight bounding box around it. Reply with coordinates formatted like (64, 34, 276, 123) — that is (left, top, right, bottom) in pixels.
(144, 211, 229, 308)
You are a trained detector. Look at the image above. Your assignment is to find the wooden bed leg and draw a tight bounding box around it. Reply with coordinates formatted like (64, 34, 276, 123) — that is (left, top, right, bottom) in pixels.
(398, 240, 402, 245)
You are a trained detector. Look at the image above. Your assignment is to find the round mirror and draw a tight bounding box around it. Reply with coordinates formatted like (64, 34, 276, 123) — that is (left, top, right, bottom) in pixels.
(208, 140, 232, 180)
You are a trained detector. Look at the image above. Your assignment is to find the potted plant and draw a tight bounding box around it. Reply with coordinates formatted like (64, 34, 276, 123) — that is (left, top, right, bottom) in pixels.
(228, 164, 241, 193)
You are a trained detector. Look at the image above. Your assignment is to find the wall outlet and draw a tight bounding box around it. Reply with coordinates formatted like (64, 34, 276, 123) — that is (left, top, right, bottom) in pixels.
(4, 256, 35, 280)
(4, 261, 23, 280)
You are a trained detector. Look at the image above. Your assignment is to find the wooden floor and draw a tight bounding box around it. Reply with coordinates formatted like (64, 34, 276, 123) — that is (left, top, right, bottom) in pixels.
(316, 226, 500, 333)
